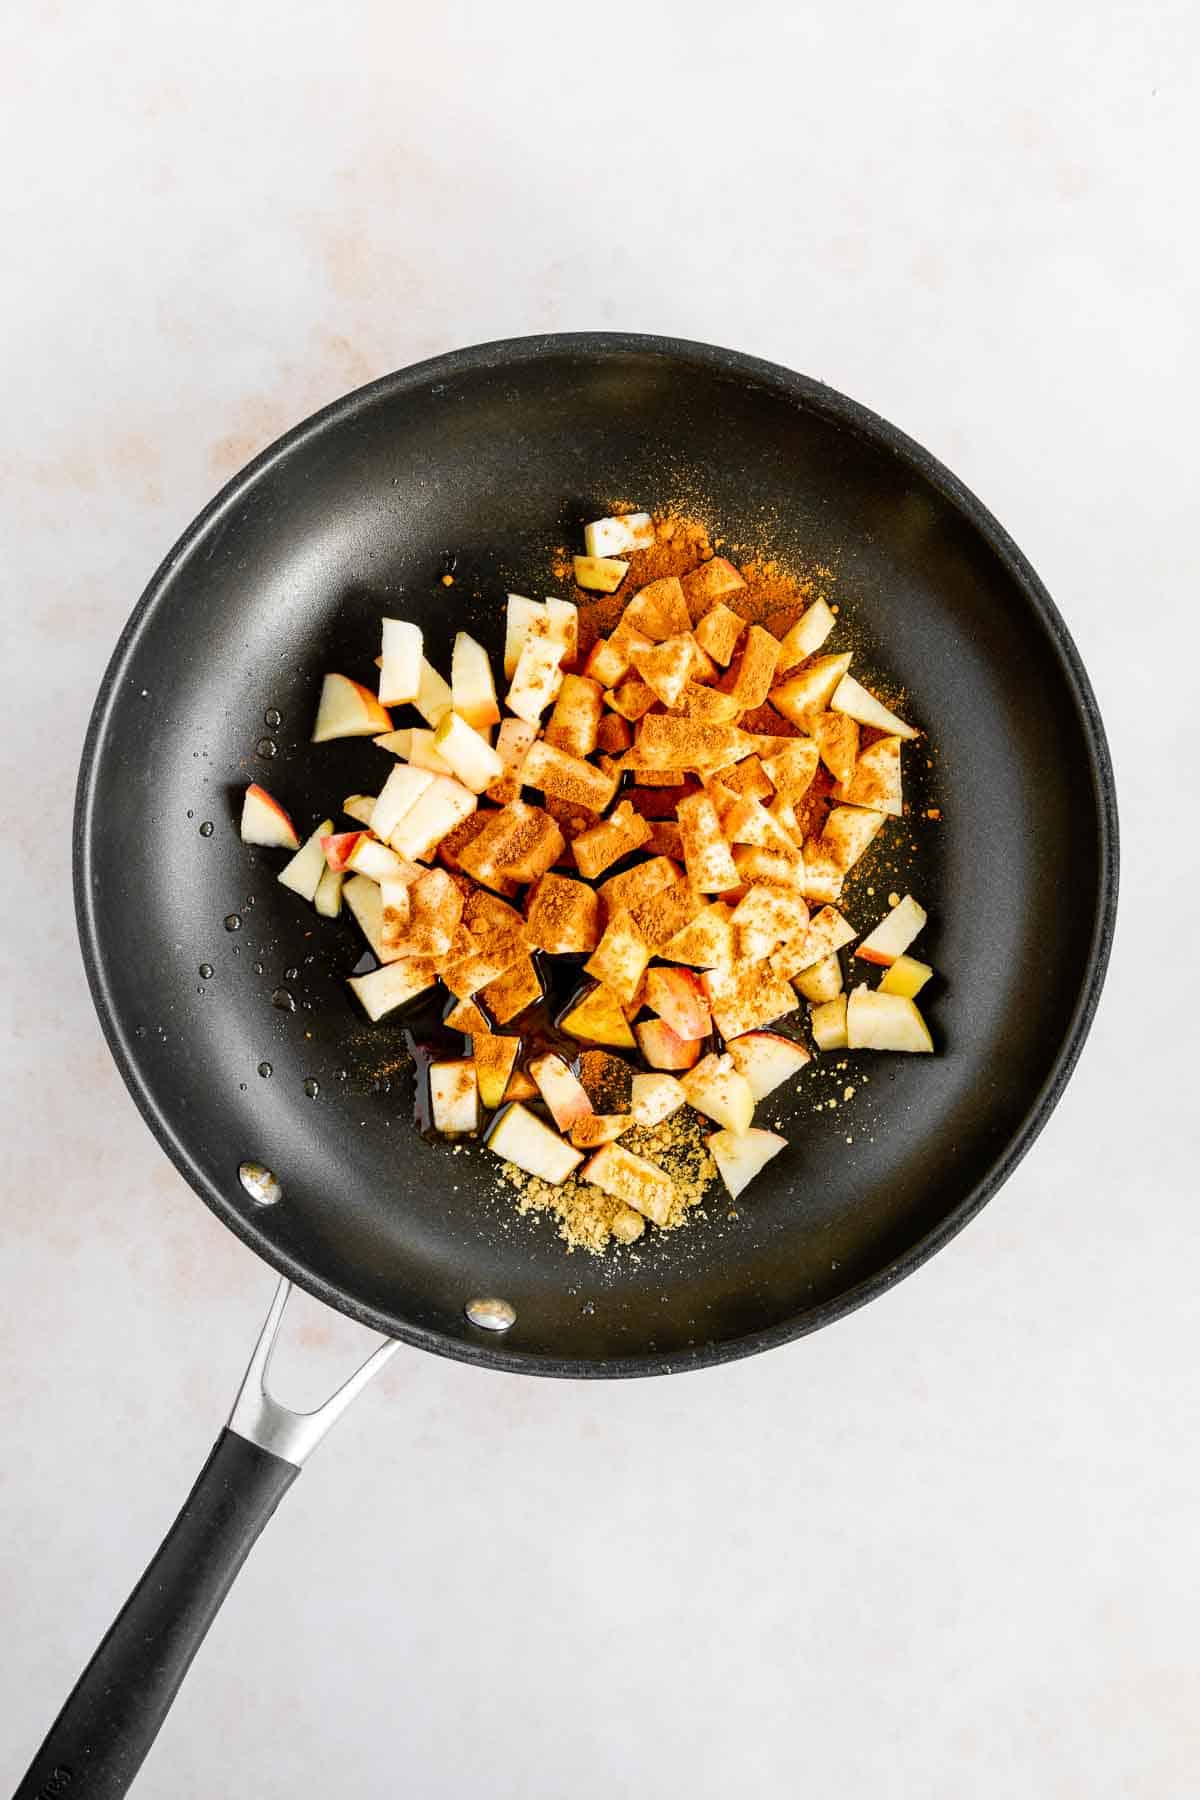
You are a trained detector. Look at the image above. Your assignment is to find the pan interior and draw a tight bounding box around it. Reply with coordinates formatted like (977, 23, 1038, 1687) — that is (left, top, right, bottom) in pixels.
(76, 338, 1114, 1374)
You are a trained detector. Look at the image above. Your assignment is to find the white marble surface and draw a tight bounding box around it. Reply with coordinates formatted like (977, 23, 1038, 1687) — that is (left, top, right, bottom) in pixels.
(2, 4, 1195, 1795)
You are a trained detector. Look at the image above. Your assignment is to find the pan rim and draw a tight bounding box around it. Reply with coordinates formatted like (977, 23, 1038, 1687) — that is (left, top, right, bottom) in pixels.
(73, 331, 1119, 1378)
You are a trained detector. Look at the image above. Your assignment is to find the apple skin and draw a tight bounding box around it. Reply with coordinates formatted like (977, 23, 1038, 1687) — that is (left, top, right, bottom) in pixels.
(635, 1017, 704, 1072)
(240, 784, 300, 850)
(725, 1031, 810, 1100)
(311, 673, 393, 743)
(320, 831, 366, 873)
(644, 967, 711, 1041)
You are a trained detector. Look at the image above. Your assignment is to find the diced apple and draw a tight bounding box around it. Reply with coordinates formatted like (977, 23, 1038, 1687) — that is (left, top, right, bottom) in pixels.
(570, 1114, 632, 1149)
(486, 1102, 583, 1185)
(792, 952, 843, 1003)
(459, 801, 564, 888)
(483, 716, 536, 805)
(856, 894, 928, 965)
(378, 619, 423, 705)
(446, 632, 500, 731)
(432, 711, 505, 794)
(401, 867, 465, 959)
(769, 653, 852, 730)
(675, 684, 742, 724)
(830, 675, 917, 740)
(812, 712, 860, 786)
(686, 636, 719, 684)
(701, 962, 799, 1040)
(573, 554, 628, 592)
(478, 954, 544, 1025)
(528, 1053, 594, 1133)
(313, 862, 344, 918)
(800, 846, 845, 905)
(506, 621, 567, 724)
(412, 657, 454, 728)
(630, 1070, 688, 1128)
(348, 957, 438, 1021)
(374, 727, 454, 774)
(584, 630, 640, 687)
(632, 715, 757, 772)
(676, 791, 740, 893)
(346, 836, 415, 884)
(776, 906, 857, 976)
(620, 575, 690, 642)
(388, 776, 477, 860)
(525, 872, 601, 954)
(545, 674, 604, 758)
(682, 556, 746, 612)
(706, 1127, 787, 1199)
(595, 711, 634, 755)
(775, 598, 835, 670)
(879, 954, 934, 998)
(312, 673, 393, 743)
(471, 1033, 522, 1110)
(692, 601, 746, 667)
(729, 626, 781, 711)
(810, 993, 848, 1051)
(597, 855, 680, 919)
(342, 794, 376, 826)
(321, 831, 367, 873)
(632, 634, 694, 708)
(240, 783, 300, 850)
(580, 1141, 674, 1226)
(607, 676, 657, 721)
(661, 903, 736, 970)
(521, 738, 619, 813)
(571, 800, 652, 881)
(545, 598, 579, 669)
(833, 735, 903, 816)
(627, 878, 704, 953)
(635, 1017, 703, 1071)
(726, 1031, 810, 1100)
(584, 909, 650, 1006)
(559, 982, 637, 1049)
(429, 1059, 480, 1136)
(761, 739, 820, 800)
(502, 1068, 540, 1103)
(504, 596, 545, 680)
(729, 886, 809, 961)
(846, 986, 933, 1051)
(583, 511, 655, 558)
(732, 845, 806, 892)
(343, 873, 387, 958)
(644, 966, 711, 1040)
(822, 805, 887, 872)
(277, 817, 332, 898)
(680, 1053, 756, 1134)
(372, 764, 436, 842)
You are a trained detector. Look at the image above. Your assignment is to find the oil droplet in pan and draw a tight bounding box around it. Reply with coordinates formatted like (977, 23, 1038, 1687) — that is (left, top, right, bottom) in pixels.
(224, 914, 241, 932)
(198, 963, 213, 980)
(199, 821, 214, 838)
(303, 1078, 320, 1100)
(264, 707, 281, 728)
(258, 1061, 273, 1079)
(271, 987, 295, 1011)
(256, 738, 277, 759)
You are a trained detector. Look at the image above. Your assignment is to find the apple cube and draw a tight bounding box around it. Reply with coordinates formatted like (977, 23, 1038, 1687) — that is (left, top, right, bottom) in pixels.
(412, 657, 454, 728)
(732, 845, 807, 892)
(584, 910, 650, 1006)
(378, 619, 422, 705)
(503, 1068, 540, 1103)
(812, 712, 860, 786)
(632, 634, 694, 708)
(277, 817, 333, 900)
(525, 872, 601, 954)
(402, 867, 465, 959)
(856, 894, 928, 965)
(478, 954, 544, 1025)
(433, 711, 505, 794)
(632, 715, 756, 772)
(343, 873, 387, 959)
(627, 878, 705, 953)
(830, 674, 917, 740)
(570, 1114, 632, 1149)
(642, 819, 684, 860)
(661, 903, 736, 970)
(573, 554, 628, 592)
(620, 575, 691, 643)
(761, 739, 820, 800)
(559, 982, 637, 1049)
(676, 792, 739, 893)
(834, 734, 903, 816)
(692, 601, 746, 667)
(487, 716, 537, 804)
(451, 632, 501, 730)
(313, 862, 344, 918)
(823, 805, 887, 873)
(716, 754, 773, 801)
(240, 783, 299, 850)
(342, 794, 376, 826)
(312, 673, 393, 743)
(504, 596, 545, 679)
(584, 630, 641, 687)
(429, 1059, 480, 1136)
(521, 738, 619, 813)
(792, 952, 844, 1003)
(544, 598, 579, 669)
(810, 993, 848, 1051)
(680, 1053, 756, 1135)
(346, 835, 417, 883)
(701, 962, 799, 1040)
(372, 764, 436, 842)
(769, 653, 852, 730)
(879, 954, 933, 998)
(571, 800, 652, 881)
(635, 1017, 703, 1071)
(583, 512, 655, 558)
(730, 886, 809, 961)
(507, 613, 570, 724)
(630, 1071, 688, 1128)
(799, 846, 845, 905)
(471, 1033, 522, 1111)
(846, 986, 933, 1051)
(644, 967, 711, 1041)
(706, 1127, 788, 1199)
(775, 598, 836, 671)
(389, 776, 477, 860)
(528, 1053, 594, 1133)
(598, 855, 680, 919)
(681, 556, 746, 612)
(459, 802, 564, 888)
(729, 626, 781, 711)
(579, 1141, 674, 1226)
(486, 1102, 583, 1185)
(675, 684, 742, 724)
(378, 878, 411, 955)
(596, 712, 634, 755)
(348, 958, 438, 1021)
(726, 1030, 810, 1100)
(545, 674, 604, 759)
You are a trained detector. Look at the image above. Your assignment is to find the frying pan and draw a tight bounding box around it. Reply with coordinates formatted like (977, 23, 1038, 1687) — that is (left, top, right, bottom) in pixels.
(18, 333, 1117, 1798)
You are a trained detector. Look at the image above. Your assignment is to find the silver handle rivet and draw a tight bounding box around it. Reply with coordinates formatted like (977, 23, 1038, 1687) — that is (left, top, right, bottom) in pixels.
(464, 1297, 517, 1332)
(238, 1161, 283, 1207)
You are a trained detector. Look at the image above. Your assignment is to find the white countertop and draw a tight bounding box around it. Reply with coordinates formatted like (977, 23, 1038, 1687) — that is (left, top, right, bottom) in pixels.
(3, 4, 1193, 1795)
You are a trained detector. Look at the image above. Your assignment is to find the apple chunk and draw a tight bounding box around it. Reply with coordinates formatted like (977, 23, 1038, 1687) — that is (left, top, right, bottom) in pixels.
(846, 986, 933, 1052)
(433, 711, 505, 793)
(810, 993, 848, 1051)
(371, 764, 435, 842)
(528, 1053, 594, 1133)
(580, 1141, 674, 1226)
(830, 674, 917, 740)
(312, 673, 392, 743)
(681, 1053, 756, 1135)
(559, 982, 636, 1049)
(706, 1128, 787, 1199)
(277, 817, 334, 902)
(486, 1103, 583, 1185)
(573, 554, 628, 592)
(583, 512, 655, 558)
(348, 958, 438, 1021)
(726, 1031, 810, 1100)
(450, 632, 502, 730)
(378, 619, 422, 705)
(644, 966, 711, 1040)
(635, 1017, 703, 1071)
(240, 783, 300, 850)
(879, 954, 933, 998)
(856, 894, 928, 965)
(470, 1033, 522, 1110)
(413, 657, 454, 728)
(429, 1059, 480, 1136)
(313, 863, 344, 918)
(630, 1071, 688, 1128)
(388, 776, 477, 860)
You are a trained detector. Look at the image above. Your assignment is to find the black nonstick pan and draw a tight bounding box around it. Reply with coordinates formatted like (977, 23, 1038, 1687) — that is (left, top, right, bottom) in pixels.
(19, 334, 1117, 1798)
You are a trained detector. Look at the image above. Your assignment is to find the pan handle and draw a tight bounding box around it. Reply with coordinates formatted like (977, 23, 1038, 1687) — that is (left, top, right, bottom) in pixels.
(15, 1280, 398, 1800)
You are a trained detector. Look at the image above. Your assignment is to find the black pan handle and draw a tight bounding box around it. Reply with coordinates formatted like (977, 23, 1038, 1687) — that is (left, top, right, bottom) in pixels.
(15, 1280, 398, 1800)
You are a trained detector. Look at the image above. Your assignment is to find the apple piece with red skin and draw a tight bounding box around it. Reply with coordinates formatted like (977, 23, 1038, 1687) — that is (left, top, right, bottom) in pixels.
(634, 1017, 703, 1072)
(846, 986, 933, 1051)
(528, 1053, 594, 1133)
(629, 1071, 688, 1128)
(277, 817, 332, 899)
(706, 1127, 788, 1199)
(643, 967, 711, 1041)
(321, 830, 366, 873)
(240, 783, 300, 850)
(312, 673, 392, 743)
(451, 631, 502, 730)
(485, 1102, 583, 1185)
(856, 894, 928, 965)
(346, 836, 419, 884)
(680, 1053, 756, 1134)
(725, 1031, 811, 1101)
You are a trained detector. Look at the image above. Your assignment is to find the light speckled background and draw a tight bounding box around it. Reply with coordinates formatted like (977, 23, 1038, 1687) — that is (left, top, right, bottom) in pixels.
(2, 4, 1195, 1795)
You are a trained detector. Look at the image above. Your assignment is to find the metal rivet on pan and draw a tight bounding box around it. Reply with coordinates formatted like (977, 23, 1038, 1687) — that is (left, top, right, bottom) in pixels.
(464, 1297, 516, 1332)
(238, 1162, 283, 1207)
